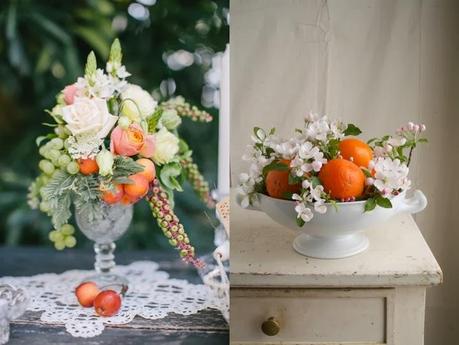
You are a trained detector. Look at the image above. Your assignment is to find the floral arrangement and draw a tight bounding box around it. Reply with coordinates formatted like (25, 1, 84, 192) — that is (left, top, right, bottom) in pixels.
(27, 40, 215, 267)
(238, 113, 427, 226)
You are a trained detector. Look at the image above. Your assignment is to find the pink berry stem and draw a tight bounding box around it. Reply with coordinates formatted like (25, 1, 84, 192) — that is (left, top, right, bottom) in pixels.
(146, 178, 204, 268)
(181, 156, 216, 208)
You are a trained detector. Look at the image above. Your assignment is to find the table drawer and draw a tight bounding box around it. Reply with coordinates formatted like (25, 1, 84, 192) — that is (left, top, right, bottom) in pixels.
(230, 288, 394, 345)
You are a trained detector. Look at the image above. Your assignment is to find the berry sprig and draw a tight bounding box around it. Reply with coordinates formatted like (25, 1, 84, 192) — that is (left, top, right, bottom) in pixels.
(181, 156, 216, 208)
(146, 178, 204, 268)
(161, 96, 213, 123)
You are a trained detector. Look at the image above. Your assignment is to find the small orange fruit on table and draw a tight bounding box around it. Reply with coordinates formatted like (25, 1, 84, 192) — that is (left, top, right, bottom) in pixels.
(265, 159, 301, 199)
(319, 158, 365, 200)
(339, 138, 373, 168)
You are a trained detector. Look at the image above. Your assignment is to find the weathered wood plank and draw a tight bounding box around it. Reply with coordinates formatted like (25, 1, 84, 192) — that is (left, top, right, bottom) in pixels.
(15, 310, 227, 332)
(9, 323, 229, 345)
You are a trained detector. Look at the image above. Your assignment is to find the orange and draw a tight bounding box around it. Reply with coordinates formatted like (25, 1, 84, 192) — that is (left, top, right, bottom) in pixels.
(339, 138, 373, 168)
(265, 160, 301, 199)
(318, 159, 365, 199)
(136, 158, 156, 182)
(101, 185, 124, 204)
(78, 158, 99, 175)
(124, 174, 149, 198)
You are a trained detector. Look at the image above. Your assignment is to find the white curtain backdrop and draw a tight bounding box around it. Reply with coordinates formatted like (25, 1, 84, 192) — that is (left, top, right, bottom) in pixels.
(230, 0, 459, 343)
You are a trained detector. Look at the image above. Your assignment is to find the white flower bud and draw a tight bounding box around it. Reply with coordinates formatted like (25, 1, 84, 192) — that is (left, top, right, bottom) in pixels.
(96, 149, 114, 176)
(160, 109, 182, 130)
(118, 116, 131, 129)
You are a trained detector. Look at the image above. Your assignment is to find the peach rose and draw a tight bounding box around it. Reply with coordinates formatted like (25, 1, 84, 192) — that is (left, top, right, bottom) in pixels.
(110, 124, 155, 157)
(63, 84, 78, 105)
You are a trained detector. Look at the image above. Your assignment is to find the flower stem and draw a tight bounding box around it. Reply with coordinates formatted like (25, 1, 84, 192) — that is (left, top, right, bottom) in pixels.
(146, 178, 204, 268)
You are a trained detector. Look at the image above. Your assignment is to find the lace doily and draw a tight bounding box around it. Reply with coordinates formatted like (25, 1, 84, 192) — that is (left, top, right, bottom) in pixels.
(0, 261, 226, 338)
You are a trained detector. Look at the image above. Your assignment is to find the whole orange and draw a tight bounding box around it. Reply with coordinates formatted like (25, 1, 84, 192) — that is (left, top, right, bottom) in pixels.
(265, 160, 301, 199)
(318, 159, 365, 199)
(339, 138, 373, 168)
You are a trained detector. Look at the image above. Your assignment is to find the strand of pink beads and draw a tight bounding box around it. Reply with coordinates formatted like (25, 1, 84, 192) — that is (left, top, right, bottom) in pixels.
(147, 178, 204, 268)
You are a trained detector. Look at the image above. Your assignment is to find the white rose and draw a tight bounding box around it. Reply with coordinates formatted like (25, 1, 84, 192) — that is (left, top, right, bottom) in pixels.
(152, 128, 179, 165)
(61, 97, 118, 158)
(120, 84, 157, 122)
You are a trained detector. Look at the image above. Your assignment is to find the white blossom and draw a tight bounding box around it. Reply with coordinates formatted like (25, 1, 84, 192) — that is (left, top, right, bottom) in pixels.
(290, 141, 327, 176)
(371, 157, 411, 196)
(294, 203, 314, 222)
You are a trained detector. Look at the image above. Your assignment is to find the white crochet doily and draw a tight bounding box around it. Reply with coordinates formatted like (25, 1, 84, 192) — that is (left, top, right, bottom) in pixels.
(0, 261, 226, 338)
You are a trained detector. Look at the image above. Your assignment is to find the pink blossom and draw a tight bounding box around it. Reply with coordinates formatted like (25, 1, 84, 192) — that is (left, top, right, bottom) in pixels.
(110, 124, 154, 157)
(63, 84, 78, 105)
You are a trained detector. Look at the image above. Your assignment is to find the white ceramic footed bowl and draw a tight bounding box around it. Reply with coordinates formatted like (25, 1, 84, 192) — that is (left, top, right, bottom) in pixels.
(237, 190, 427, 259)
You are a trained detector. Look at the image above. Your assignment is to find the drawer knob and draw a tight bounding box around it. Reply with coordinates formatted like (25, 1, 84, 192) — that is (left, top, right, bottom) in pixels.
(261, 317, 280, 336)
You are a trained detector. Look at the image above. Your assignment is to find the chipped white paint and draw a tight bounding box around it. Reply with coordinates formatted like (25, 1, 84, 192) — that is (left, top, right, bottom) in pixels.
(230, 197, 442, 288)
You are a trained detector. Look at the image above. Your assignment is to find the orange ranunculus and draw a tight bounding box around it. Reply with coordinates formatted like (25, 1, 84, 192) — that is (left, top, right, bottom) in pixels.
(110, 124, 155, 157)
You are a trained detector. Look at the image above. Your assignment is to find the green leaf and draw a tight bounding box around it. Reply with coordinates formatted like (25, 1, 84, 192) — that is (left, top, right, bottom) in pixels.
(418, 138, 428, 143)
(147, 107, 164, 132)
(262, 161, 289, 176)
(364, 198, 377, 212)
(327, 138, 340, 159)
(178, 139, 190, 154)
(296, 217, 305, 227)
(112, 156, 144, 178)
(282, 191, 294, 200)
(362, 168, 372, 178)
(310, 176, 321, 188)
(112, 176, 133, 185)
(344, 124, 362, 136)
(159, 162, 183, 191)
(376, 196, 393, 208)
(288, 173, 302, 185)
(85, 51, 97, 77)
(253, 127, 265, 140)
(109, 38, 122, 64)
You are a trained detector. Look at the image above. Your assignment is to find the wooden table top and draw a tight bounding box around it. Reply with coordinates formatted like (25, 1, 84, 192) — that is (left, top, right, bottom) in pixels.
(0, 246, 229, 345)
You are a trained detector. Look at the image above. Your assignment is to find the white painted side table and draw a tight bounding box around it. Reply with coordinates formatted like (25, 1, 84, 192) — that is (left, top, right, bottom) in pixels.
(230, 198, 442, 345)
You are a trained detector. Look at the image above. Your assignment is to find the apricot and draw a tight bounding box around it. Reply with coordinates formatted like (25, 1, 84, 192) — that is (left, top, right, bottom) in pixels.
(136, 158, 156, 182)
(101, 185, 124, 204)
(94, 290, 121, 317)
(78, 158, 99, 175)
(124, 174, 149, 198)
(75, 282, 100, 307)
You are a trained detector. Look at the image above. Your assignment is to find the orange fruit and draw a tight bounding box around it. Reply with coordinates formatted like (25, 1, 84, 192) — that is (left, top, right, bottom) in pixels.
(318, 158, 365, 199)
(339, 138, 373, 168)
(136, 158, 156, 182)
(265, 160, 301, 199)
(124, 174, 149, 198)
(78, 158, 99, 175)
(101, 185, 124, 204)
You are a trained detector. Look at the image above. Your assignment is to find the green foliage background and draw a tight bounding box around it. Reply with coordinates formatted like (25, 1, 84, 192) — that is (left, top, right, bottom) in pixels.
(0, 0, 228, 254)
